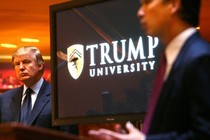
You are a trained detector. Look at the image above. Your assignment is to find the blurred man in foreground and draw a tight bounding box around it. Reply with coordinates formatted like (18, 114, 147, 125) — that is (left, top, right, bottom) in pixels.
(89, 0, 210, 139)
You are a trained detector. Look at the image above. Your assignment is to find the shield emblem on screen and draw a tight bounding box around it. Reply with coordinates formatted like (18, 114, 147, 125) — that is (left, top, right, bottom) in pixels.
(67, 44, 84, 79)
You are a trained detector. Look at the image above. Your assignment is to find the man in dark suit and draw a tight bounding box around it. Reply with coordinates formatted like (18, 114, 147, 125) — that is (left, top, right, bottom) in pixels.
(89, 0, 210, 139)
(0, 46, 54, 129)
(0, 46, 79, 133)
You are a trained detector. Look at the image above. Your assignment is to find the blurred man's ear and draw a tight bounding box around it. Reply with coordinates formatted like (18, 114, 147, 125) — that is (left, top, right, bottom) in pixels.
(169, 0, 181, 14)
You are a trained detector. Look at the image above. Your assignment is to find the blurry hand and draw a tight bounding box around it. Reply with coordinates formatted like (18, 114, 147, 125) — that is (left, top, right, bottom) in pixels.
(88, 121, 145, 140)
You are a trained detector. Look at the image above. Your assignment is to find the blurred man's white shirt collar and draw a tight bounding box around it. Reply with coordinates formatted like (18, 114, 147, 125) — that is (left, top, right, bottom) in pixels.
(164, 28, 197, 80)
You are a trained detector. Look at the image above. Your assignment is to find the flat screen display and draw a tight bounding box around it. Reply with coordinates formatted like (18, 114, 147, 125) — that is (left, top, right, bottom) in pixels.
(50, 0, 163, 125)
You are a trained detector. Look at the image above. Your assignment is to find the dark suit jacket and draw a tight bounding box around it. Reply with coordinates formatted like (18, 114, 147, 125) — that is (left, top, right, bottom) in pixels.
(147, 32, 210, 140)
(0, 79, 54, 129)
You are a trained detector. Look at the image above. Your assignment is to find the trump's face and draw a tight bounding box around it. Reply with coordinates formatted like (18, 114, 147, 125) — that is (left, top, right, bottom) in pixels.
(13, 52, 43, 85)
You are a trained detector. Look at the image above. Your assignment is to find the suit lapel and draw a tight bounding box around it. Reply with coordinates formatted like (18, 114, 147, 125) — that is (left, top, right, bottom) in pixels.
(161, 32, 199, 88)
(149, 33, 200, 132)
(11, 87, 23, 122)
(162, 33, 199, 97)
(28, 80, 51, 125)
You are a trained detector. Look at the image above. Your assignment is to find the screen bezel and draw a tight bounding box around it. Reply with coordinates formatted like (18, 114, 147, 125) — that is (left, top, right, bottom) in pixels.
(50, 0, 147, 126)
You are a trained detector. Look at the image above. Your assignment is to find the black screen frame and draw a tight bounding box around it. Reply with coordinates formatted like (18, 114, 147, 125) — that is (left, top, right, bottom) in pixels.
(49, 0, 158, 126)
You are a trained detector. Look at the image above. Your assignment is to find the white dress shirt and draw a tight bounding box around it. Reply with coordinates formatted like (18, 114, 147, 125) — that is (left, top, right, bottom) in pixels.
(22, 78, 44, 110)
(164, 28, 197, 80)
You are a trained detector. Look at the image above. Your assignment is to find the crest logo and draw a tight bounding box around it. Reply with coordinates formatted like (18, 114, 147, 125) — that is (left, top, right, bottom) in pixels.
(67, 44, 84, 79)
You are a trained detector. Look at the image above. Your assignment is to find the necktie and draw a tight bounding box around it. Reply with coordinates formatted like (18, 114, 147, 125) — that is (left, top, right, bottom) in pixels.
(20, 88, 33, 124)
(142, 54, 166, 134)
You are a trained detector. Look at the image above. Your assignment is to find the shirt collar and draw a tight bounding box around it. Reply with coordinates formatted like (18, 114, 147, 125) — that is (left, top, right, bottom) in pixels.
(23, 78, 44, 95)
(165, 28, 197, 66)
